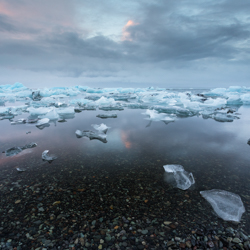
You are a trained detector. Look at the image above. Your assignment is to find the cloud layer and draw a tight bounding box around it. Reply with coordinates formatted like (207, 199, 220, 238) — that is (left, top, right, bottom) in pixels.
(0, 0, 250, 88)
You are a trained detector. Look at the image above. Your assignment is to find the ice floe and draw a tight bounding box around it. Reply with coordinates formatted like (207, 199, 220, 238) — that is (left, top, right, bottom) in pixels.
(42, 150, 57, 163)
(1, 83, 250, 126)
(200, 189, 245, 222)
(163, 164, 195, 190)
(3, 143, 37, 156)
(92, 123, 110, 134)
(75, 130, 107, 143)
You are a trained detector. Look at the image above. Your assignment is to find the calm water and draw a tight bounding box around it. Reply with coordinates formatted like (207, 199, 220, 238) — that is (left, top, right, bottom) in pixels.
(1, 106, 250, 233)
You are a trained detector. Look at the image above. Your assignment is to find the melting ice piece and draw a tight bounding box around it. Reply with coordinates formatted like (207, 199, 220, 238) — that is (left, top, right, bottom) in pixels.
(96, 114, 117, 119)
(163, 164, 195, 190)
(10, 118, 26, 125)
(91, 123, 110, 134)
(16, 168, 25, 172)
(213, 113, 239, 122)
(75, 130, 107, 143)
(163, 164, 184, 173)
(200, 189, 245, 222)
(247, 139, 250, 145)
(36, 118, 50, 128)
(42, 150, 57, 163)
(3, 143, 37, 156)
(143, 109, 175, 123)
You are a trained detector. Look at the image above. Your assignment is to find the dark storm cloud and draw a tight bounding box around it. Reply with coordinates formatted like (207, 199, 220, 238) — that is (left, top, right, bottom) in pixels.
(0, 0, 250, 86)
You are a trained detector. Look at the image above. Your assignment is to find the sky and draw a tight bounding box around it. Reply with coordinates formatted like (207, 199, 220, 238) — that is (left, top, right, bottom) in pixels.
(0, 0, 250, 89)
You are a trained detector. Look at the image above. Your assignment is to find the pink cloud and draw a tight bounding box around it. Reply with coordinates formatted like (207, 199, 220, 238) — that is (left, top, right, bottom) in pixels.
(121, 20, 139, 41)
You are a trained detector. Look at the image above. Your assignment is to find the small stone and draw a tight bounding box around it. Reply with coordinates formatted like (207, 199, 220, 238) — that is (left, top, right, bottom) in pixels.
(52, 201, 61, 206)
(141, 230, 148, 235)
(175, 237, 181, 241)
(207, 241, 214, 248)
(180, 242, 186, 248)
(164, 221, 172, 225)
(15, 200, 21, 204)
(186, 240, 192, 248)
(100, 239, 104, 244)
(232, 238, 241, 244)
(98, 244, 102, 249)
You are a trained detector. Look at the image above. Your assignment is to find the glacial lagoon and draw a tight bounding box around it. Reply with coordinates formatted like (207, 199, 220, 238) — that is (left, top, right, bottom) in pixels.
(0, 83, 250, 249)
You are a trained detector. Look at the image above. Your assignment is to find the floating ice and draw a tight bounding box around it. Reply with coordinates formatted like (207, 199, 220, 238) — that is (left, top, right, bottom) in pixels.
(10, 118, 26, 125)
(213, 113, 239, 122)
(3, 143, 37, 156)
(163, 164, 195, 190)
(92, 123, 110, 134)
(36, 118, 50, 126)
(75, 130, 107, 143)
(96, 114, 117, 119)
(248, 139, 250, 145)
(42, 150, 57, 163)
(27, 107, 52, 116)
(200, 189, 245, 222)
(32, 91, 42, 101)
(39, 108, 59, 120)
(143, 109, 175, 123)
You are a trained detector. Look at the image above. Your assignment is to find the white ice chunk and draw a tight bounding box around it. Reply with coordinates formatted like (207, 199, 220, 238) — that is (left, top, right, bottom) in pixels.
(226, 94, 242, 105)
(39, 108, 59, 120)
(163, 164, 184, 173)
(27, 107, 52, 116)
(95, 96, 116, 106)
(143, 109, 175, 122)
(75, 130, 107, 143)
(241, 93, 250, 104)
(57, 107, 75, 115)
(36, 118, 50, 126)
(92, 123, 110, 134)
(42, 150, 57, 162)
(163, 164, 195, 190)
(200, 189, 245, 222)
(213, 113, 238, 122)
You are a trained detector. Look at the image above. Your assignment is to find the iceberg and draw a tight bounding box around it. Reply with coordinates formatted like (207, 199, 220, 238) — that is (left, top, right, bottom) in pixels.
(96, 113, 117, 119)
(92, 123, 110, 134)
(42, 150, 57, 163)
(200, 189, 245, 222)
(213, 113, 239, 122)
(39, 108, 59, 120)
(163, 164, 195, 190)
(36, 118, 50, 126)
(3, 143, 37, 156)
(75, 130, 107, 143)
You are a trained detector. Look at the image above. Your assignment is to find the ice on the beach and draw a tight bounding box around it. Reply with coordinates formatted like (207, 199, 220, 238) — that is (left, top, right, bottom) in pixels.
(42, 150, 57, 163)
(3, 143, 37, 156)
(163, 164, 195, 190)
(16, 168, 25, 172)
(200, 189, 245, 222)
(96, 114, 117, 119)
(75, 130, 107, 143)
(92, 123, 110, 134)
(163, 164, 184, 173)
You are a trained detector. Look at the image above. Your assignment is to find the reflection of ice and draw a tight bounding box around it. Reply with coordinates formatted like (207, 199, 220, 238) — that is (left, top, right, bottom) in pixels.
(163, 164, 195, 190)
(75, 130, 107, 143)
(42, 150, 57, 163)
(200, 189, 245, 222)
(36, 118, 50, 129)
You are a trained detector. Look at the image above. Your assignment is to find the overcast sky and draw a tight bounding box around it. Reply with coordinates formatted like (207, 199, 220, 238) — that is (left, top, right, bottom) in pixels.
(0, 0, 250, 88)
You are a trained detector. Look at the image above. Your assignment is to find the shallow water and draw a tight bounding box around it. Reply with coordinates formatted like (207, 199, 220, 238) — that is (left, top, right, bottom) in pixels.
(1, 105, 250, 239)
